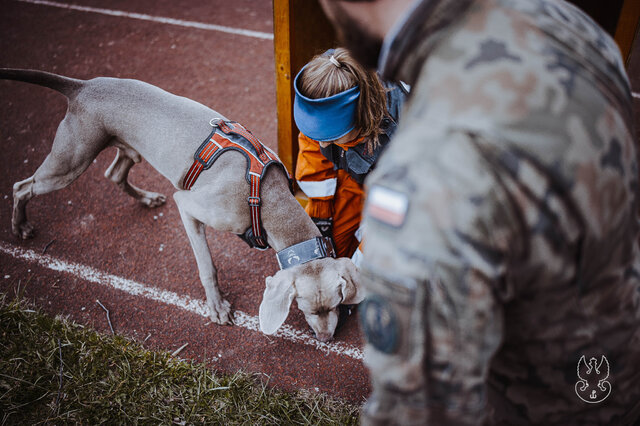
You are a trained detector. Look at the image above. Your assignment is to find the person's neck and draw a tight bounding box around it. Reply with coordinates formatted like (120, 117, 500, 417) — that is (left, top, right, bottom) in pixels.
(336, 0, 414, 41)
(378, 0, 475, 82)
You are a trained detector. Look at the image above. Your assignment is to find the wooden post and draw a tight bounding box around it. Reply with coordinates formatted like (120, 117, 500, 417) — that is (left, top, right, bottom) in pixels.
(615, 0, 640, 65)
(273, 0, 336, 181)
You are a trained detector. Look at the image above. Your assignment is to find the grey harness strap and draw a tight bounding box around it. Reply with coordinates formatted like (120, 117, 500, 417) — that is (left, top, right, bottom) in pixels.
(276, 236, 336, 270)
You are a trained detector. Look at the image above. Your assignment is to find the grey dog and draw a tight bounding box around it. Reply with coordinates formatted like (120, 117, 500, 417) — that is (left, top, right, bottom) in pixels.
(1, 69, 362, 341)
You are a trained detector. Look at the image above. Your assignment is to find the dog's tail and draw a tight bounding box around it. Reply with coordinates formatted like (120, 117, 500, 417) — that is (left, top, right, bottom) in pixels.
(0, 68, 83, 98)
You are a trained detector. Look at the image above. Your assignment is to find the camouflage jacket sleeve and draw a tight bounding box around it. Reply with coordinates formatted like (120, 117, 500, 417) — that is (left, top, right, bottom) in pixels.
(361, 127, 520, 424)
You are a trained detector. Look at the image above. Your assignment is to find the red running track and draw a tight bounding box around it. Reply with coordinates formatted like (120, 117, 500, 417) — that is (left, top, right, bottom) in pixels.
(0, 0, 369, 403)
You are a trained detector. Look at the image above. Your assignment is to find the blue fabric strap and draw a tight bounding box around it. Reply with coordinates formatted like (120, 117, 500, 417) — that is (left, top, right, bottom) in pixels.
(293, 64, 360, 142)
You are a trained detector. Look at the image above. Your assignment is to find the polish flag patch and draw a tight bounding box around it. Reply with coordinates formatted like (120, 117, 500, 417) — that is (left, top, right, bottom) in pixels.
(367, 185, 409, 227)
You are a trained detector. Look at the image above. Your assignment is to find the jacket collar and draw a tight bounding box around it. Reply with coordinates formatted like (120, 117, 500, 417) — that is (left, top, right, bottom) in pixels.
(335, 136, 365, 150)
(378, 0, 474, 84)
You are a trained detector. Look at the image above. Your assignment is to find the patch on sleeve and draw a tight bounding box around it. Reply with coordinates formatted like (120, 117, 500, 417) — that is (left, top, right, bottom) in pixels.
(366, 185, 409, 227)
(360, 295, 399, 354)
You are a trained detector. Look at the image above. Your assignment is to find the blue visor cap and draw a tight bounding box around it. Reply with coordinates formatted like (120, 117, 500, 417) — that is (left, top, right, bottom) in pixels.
(293, 67, 360, 142)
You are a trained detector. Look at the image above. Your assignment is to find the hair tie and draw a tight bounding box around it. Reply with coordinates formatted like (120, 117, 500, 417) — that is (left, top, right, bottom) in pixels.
(329, 55, 341, 68)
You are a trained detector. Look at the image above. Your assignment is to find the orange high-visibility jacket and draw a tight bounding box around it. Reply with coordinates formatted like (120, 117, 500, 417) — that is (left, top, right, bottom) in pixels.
(296, 133, 365, 260)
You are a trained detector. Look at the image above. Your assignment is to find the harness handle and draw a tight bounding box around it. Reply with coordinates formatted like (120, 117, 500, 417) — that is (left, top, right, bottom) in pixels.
(219, 121, 270, 164)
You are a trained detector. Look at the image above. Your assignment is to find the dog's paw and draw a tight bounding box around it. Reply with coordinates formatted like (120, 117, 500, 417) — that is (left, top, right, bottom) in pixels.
(12, 221, 34, 239)
(208, 299, 234, 325)
(141, 192, 166, 208)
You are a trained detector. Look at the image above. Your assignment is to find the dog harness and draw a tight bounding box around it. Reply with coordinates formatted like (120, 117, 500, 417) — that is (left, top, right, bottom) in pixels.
(183, 119, 291, 250)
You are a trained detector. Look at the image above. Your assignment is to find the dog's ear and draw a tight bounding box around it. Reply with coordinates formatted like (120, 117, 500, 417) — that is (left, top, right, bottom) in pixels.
(259, 272, 297, 335)
(337, 258, 364, 304)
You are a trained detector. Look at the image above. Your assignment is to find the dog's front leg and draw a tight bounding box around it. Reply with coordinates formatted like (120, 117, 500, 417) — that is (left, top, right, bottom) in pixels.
(105, 147, 166, 208)
(173, 191, 233, 325)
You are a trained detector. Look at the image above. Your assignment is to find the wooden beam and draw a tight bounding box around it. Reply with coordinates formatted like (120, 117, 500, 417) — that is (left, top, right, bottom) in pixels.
(615, 0, 640, 65)
(273, 0, 336, 176)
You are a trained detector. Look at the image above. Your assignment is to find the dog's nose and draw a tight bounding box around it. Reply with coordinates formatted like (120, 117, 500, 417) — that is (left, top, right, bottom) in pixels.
(316, 332, 333, 342)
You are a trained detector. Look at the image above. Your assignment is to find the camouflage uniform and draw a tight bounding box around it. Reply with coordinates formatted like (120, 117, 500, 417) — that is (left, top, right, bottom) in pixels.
(359, 0, 640, 424)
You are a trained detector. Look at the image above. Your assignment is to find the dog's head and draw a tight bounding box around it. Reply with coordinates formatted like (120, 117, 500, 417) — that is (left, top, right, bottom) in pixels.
(259, 257, 363, 342)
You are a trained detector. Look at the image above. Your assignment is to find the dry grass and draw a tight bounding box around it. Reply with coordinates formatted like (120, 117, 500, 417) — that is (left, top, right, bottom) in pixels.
(0, 294, 359, 425)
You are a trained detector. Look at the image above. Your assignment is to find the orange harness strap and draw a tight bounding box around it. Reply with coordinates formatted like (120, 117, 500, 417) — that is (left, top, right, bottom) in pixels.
(183, 120, 290, 249)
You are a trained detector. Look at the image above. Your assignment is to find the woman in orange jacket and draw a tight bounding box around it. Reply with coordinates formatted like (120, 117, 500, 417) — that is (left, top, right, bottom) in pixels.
(294, 48, 406, 265)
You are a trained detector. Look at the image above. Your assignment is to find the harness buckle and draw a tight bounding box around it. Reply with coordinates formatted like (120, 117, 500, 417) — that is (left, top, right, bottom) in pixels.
(209, 117, 223, 127)
(248, 196, 261, 207)
(237, 227, 270, 250)
(195, 155, 212, 169)
(317, 236, 337, 258)
(194, 147, 216, 170)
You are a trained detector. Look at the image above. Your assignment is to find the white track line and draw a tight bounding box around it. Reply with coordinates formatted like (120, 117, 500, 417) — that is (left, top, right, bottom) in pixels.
(0, 241, 363, 360)
(16, 0, 274, 40)
(633, 92, 640, 100)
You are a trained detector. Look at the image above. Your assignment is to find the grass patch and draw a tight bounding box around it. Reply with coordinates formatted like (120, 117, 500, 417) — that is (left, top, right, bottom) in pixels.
(0, 294, 359, 425)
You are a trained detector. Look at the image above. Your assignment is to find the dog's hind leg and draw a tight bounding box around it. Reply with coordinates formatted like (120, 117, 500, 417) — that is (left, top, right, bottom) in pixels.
(12, 116, 105, 239)
(104, 147, 166, 207)
(173, 190, 233, 325)
(12, 176, 37, 239)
